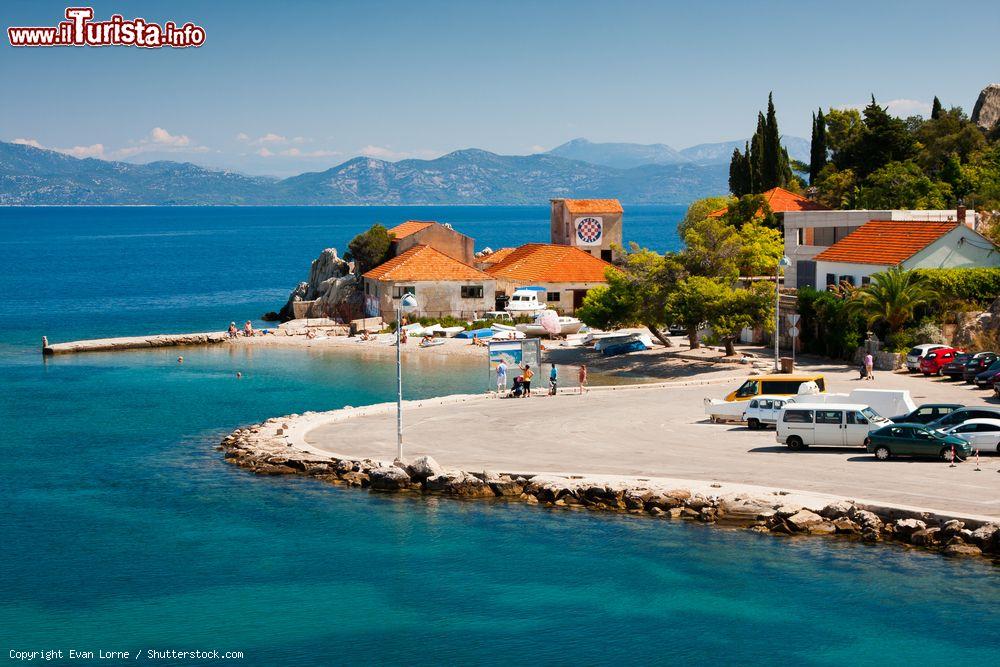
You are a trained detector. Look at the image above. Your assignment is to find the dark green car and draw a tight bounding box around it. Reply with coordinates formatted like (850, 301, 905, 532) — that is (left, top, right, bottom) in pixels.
(865, 423, 972, 461)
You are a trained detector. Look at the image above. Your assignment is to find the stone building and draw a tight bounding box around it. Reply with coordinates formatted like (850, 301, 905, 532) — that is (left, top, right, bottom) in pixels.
(550, 199, 623, 262)
(388, 220, 475, 265)
(362, 244, 496, 319)
(484, 243, 613, 314)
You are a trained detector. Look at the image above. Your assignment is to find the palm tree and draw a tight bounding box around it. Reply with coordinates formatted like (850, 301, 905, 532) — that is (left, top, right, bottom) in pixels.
(847, 267, 935, 332)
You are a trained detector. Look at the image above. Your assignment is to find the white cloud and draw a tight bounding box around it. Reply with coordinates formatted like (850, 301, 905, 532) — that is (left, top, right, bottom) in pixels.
(278, 147, 340, 158)
(359, 145, 438, 161)
(528, 144, 547, 153)
(837, 98, 933, 118)
(256, 147, 274, 157)
(12, 138, 44, 148)
(236, 132, 250, 142)
(59, 144, 105, 159)
(256, 133, 287, 144)
(150, 127, 191, 147)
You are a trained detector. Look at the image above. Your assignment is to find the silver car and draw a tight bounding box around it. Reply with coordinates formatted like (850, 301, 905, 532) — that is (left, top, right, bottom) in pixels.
(905, 344, 948, 372)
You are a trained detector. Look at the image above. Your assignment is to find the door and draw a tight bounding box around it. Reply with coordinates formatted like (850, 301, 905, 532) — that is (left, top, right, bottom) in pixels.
(572, 289, 588, 311)
(910, 428, 940, 456)
(845, 410, 872, 446)
(768, 400, 786, 424)
(814, 409, 844, 446)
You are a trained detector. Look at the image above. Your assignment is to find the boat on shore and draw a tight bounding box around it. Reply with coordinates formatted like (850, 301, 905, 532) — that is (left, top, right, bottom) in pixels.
(591, 332, 654, 352)
(515, 310, 584, 337)
(505, 287, 547, 316)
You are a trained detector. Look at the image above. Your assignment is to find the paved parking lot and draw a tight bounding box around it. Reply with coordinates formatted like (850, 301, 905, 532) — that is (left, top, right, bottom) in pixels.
(306, 360, 1000, 519)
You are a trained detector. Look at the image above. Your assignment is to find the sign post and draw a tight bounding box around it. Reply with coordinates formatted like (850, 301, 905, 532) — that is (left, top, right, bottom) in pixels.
(487, 338, 541, 395)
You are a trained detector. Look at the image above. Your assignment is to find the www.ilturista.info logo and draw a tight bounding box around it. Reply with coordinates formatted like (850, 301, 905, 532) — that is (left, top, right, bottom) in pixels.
(8, 7, 205, 48)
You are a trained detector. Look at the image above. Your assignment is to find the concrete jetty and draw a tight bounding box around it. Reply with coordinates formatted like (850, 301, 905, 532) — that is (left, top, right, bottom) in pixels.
(43, 332, 229, 355)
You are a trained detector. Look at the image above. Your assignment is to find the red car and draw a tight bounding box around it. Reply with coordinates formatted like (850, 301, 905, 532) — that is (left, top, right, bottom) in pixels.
(919, 347, 963, 376)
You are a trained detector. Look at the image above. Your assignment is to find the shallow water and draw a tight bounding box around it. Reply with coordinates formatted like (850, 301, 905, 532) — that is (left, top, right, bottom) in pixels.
(1, 208, 997, 665)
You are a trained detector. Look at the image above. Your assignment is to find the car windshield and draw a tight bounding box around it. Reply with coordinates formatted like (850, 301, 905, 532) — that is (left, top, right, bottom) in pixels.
(908, 347, 923, 357)
(861, 407, 881, 420)
(988, 361, 1000, 371)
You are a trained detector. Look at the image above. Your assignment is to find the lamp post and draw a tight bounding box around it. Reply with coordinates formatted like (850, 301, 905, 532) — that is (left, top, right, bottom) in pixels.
(774, 255, 791, 371)
(395, 293, 418, 462)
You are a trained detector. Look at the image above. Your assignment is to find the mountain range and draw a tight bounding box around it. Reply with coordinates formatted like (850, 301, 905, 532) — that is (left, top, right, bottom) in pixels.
(0, 136, 806, 206)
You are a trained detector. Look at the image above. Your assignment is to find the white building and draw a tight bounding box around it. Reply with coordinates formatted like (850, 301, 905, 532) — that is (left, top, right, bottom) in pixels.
(784, 207, 980, 288)
(811, 220, 1000, 290)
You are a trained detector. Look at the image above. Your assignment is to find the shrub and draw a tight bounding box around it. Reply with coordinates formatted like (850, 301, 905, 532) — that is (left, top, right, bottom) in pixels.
(910, 320, 946, 345)
(797, 287, 866, 359)
(911, 268, 1000, 307)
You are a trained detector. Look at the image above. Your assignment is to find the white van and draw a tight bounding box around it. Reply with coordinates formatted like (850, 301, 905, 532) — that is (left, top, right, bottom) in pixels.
(786, 389, 916, 420)
(741, 396, 790, 430)
(776, 403, 892, 450)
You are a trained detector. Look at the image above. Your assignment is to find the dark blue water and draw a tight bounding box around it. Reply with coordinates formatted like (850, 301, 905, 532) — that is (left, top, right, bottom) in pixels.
(2, 207, 997, 665)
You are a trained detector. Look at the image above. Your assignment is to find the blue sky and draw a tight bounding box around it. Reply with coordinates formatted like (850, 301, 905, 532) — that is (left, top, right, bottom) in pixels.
(3, 0, 998, 176)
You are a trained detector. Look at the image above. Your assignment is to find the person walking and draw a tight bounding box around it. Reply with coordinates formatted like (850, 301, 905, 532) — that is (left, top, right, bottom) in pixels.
(864, 352, 875, 381)
(548, 363, 558, 395)
(578, 364, 588, 394)
(496, 360, 508, 395)
(521, 364, 534, 397)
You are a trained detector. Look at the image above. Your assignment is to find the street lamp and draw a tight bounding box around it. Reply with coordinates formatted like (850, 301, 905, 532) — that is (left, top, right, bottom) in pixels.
(396, 292, 418, 462)
(775, 255, 791, 371)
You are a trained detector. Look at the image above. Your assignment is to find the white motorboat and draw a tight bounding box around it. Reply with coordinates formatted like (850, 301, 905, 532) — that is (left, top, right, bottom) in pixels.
(592, 332, 653, 352)
(515, 311, 584, 337)
(439, 326, 465, 338)
(505, 287, 547, 315)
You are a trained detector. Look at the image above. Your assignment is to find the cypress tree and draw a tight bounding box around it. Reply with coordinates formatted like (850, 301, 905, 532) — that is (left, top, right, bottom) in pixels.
(728, 147, 751, 197)
(931, 96, 942, 120)
(809, 108, 827, 185)
(761, 92, 783, 190)
(750, 117, 765, 193)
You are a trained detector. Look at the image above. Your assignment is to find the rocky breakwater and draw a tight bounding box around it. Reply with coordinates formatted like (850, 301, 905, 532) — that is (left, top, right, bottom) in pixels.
(219, 417, 999, 561)
(277, 248, 358, 322)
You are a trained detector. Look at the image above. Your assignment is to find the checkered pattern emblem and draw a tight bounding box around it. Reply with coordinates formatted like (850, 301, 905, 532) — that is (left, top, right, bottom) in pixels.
(576, 216, 602, 245)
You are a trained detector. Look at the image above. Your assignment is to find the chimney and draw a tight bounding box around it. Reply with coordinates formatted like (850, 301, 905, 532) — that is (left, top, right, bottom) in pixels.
(957, 204, 969, 228)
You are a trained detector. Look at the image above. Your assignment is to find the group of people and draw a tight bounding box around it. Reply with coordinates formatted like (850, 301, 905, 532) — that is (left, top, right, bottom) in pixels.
(495, 361, 587, 398)
(227, 320, 256, 338)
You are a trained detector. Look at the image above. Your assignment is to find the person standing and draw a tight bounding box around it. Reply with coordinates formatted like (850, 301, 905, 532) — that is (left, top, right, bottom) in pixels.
(864, 352, 875, 381)
(521, 364, 534, 397)
(496, 360, 508, 395)
(549, 363, 558, 395)
(578, 364, 588, 394)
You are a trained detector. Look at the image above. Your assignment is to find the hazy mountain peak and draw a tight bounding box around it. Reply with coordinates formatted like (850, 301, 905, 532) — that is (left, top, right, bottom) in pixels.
(547, 138, 690, 169)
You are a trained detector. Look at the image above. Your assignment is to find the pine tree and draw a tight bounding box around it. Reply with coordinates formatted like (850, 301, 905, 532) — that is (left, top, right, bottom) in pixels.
(809, 108, 828, 185)
(761, 93, 783, 190)
(931, 96, 943, 120)
(750, 116, 765, 193)
(728, 147, 751, 196)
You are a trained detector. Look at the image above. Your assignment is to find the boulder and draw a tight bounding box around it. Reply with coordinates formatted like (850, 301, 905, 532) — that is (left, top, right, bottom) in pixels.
(970, 523, 999, 550)
(893, 518, 927, 538)
(340, 471, 370, 487)
(277, 248, 356, 322)
(852, 510, 884, 533)
(489, 476, 524, 497)
(807, 521, 836, 535)
(940, 519, 965, 540)
(943, 542, 983, 557)
(910, 528, 940, 546)
(832, 517, 861, 534)
(819, 500, 854, 519)
(426, 471, 496, 498)
(972, 83, 1000, 131)
(368, 466, 412, 490)
(786, 510, 825, 531)
(406, 455, 444, 482)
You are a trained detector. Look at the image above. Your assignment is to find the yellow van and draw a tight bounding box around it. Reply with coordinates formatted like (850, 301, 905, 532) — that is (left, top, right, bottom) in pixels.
(723, 374, 826, 402)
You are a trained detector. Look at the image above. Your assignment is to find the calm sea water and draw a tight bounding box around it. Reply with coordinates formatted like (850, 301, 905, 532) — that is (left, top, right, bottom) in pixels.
(1, 207, 997, 665)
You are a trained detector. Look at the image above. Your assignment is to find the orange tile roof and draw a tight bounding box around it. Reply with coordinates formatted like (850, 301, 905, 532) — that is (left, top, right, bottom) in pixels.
(363, 244, 493, 281)
(388, 220, 436, 238)
(709, 187, 828, 217)
(812, 221, 959, 265)
(485, 243, 612, 283)
(558, 198, 623, 214)
(476, 247, 517, 266)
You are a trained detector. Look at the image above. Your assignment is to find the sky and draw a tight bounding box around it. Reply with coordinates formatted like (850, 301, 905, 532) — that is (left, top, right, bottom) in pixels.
(3, 0, 999, 177)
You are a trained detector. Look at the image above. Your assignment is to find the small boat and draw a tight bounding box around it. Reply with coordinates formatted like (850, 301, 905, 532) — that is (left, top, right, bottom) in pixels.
(505, 287, 547, 315)
(422, 323, 444, 336)
(419, 339, 446, 348)
(454, 327, 494, 339)
(439, 326, 465, 338)
(602, 340, 648, 356)
(490, 323, 525, 340)
(593, 332, 653, 352)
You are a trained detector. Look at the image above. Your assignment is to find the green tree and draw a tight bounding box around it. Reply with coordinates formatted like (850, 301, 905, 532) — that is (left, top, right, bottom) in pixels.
(761, 93, 784, 190)
(723, 194, 776, 229)
(846, 267, 935, 333)
(856, 161, 951, 209)
(576, 246, 684, 346)
(809, 108, 828, 185)
(813, 164, 858, 208)
(664, 276, 725, 349)
(852, 97, 918, 177)
(345, 223, 395, 275)
(709, 282, 775, 356)
(931, 96, 943, 120)
(736, 221, 784, 277)
(825, 107, 864, 161)
(680, 215, 741, 280)
(729, 147, 752, 197)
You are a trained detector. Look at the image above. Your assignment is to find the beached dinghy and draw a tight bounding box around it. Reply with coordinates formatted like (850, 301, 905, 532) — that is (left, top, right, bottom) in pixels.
(439, 326, 465, 337)
(516, 310, 584, 337)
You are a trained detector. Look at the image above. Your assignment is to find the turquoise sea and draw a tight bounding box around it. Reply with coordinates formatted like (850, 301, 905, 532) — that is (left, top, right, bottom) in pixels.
(1, 207, 997, 665)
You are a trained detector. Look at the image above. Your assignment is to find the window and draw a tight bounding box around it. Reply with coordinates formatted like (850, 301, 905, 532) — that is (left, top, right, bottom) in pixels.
(546, 291, 561, 302)
(816, 410, 843, 425)
(735, 380, 760, 398)
(796, 229, 804, 246)
(861, 276, 871, 286)
(749, 399, 759, 408)
(762, 380, 810, 394)
(601, 249, 613, 262)
(839, 275, 855, 286)
(847, 411, 868, 425)
(392, 285, 415, 298)
(758, 399, 772, 409)
(461, 285, 484, 299)
(814, 227, 836, 246)
(825, 273, 836, 290)
(917, 407, 936, 417)
(889, 426, 913, 438)
(783, 410, 814, 423)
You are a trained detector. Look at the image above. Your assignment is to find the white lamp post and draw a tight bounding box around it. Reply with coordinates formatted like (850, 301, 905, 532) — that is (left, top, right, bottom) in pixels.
(775, 255, 791, 371)
(396, 293, 418, 462)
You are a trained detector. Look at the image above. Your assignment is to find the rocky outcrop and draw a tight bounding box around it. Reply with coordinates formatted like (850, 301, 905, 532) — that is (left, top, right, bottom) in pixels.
(972, 83, 1000, 132)
(218, 419, 1000, 561)
(277, 248, 357, 322)
(44, 332, 229, 355)
(952, 296, 1000, 349)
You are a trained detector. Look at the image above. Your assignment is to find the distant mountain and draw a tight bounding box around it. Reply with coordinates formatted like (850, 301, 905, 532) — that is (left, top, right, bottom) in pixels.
(546, 138, 690, 169)
(0, 141, 728, 205)
(680, 136, 811, 165)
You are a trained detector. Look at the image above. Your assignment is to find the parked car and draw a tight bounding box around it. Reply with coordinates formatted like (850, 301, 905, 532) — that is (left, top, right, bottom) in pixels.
(963, 352, 999, 382)
(940, 352, 974, 380)
(866, 423, 971, 461)
(889, 403, 963, 424)
(927, 406, 1000, 430)
(974, 360, 1000, 388)
(919, 348, 963, 376)
(905, 344, 949, 373)
(776, 403, 892, 450)
(943, 418, 1000, 453)
(741, 396, 789, 430)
